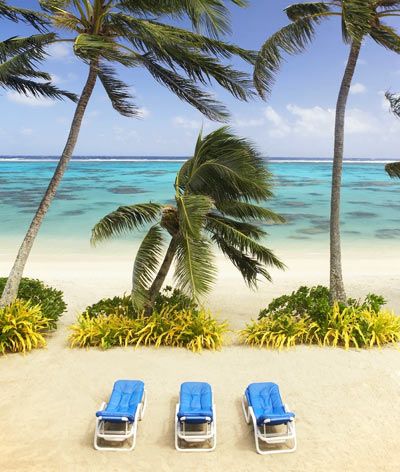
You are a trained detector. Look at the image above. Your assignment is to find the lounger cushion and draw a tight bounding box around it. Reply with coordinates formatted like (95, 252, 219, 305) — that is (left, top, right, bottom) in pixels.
(96, 380, 144, 422)
(178, 382, 213, 422)
(246, 382, 294, 426)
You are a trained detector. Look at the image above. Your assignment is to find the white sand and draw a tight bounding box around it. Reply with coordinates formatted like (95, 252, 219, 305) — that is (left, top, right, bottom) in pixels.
(1, 245, 400, 471)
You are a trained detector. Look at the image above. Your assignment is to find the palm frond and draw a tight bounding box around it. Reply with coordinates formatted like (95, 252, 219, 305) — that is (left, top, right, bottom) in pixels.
(285, 2, 332, 21)
(0, 0, 48, 31)
(216, 201, 284, 223)
(254, 16, 326, 99)
(174, 234, 216, 299)
(386, 91, 400, 117)
(341, 0, 375, 43)
(178, 127, 272, 202)
(91, 203, 163, 245)
(385, 162, 400, 179)
(73, 34, 137, 66)
(132, 224, 166, 310)
(138, 53, 229, 121)
(176, 194, 213, 238)
(370, 23, 400, 52)
(97, 63, 139, 117)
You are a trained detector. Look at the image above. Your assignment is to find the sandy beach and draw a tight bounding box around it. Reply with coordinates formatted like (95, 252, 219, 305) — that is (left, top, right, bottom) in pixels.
(1, 245, 400, 471)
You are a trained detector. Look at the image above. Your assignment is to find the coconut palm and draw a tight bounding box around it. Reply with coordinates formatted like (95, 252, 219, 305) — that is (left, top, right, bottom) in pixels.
(0, 0, 256, 307)
(385, 92, 400, 178)
(0, 1, 76, 103)
(91, 127, 285, 312)
(253, 1, 400, 303)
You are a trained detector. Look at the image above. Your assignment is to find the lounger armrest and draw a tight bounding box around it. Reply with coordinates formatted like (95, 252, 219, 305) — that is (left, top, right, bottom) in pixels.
(179, 416, 212, 422)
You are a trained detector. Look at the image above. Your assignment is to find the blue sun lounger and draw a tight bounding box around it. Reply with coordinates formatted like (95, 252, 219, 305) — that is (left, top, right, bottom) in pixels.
(94, 380, 147, 451)
(242, 382, 296, 455)
(175, 382, 216, 452)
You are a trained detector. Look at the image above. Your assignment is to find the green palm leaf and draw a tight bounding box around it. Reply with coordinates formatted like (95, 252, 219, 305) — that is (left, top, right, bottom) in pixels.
(216, 201, 285, 223)
(132, 224, 166, 310)
(91, 203, 163, 245)
(385, 162, 400, 179)
(176, 194, 213, 238)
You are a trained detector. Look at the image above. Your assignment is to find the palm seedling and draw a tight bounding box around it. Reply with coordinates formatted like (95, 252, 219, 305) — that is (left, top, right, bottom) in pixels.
(253, 0, 400, 302)
(1, 0, 257, 307)
(91, 127, 285, 312)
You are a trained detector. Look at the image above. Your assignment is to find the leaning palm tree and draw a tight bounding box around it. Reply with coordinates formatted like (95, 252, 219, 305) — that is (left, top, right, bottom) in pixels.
(91, 127, 284, 311)
(0, 1, 76, 103)
(385, 92, 400, 178)
(253, 1, 400, 303)
(0, 0, 256, 307)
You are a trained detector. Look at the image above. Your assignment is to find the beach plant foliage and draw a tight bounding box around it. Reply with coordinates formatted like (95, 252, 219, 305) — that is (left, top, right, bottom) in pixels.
(1, 0, 256, 308)
(91, 127, 284, 312)
(241, 286, 399, 349)
(384, 92, 400, 179)
(0, 277, 66, 328)
(0, 299, 51, 354)
(254, 0, 400, 303)
(69, 306, 228, 352)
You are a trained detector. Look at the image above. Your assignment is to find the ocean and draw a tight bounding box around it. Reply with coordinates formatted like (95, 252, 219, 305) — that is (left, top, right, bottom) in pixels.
(1, 157, 399, 250)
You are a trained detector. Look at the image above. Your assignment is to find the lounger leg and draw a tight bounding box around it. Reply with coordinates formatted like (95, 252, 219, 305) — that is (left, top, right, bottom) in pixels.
(241, 395, 251, 424)
(175, 404, 217, 452)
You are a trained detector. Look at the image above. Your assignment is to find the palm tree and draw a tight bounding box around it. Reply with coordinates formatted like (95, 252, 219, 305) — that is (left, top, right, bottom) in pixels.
(385, 92, 400, 178)
(91, 127, 284, 312)
(0, 1, 76, 104)
(253, 1, 400, 303)
(0, 0, 256, 307)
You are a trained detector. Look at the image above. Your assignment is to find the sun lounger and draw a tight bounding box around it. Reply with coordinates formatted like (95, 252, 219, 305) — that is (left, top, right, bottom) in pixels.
(175, 382, 216, 452)
(242, 382, 296, 454)
(94, 380, 147, 451)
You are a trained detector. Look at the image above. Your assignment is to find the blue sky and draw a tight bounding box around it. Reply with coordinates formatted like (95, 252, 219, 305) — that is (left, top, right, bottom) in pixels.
(2, 0, 400, 158)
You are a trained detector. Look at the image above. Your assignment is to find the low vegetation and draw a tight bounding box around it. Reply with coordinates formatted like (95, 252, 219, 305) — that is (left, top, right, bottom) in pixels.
(69, 305, 228, 352)
(0, 277, 66, 328)
(241, 286, 400, 349)
(0, 300, 51, 354)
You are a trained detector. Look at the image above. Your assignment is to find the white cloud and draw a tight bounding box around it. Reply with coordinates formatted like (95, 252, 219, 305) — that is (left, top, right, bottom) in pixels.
(137, 107, 150, 118)
(264, 106, 291, 137)
(20, 128, 34, 136)
(173, 116, 202, 130)
(7, 91, 56, 107)
(46, 43, 71, 60)
(350, 82, 367, 95)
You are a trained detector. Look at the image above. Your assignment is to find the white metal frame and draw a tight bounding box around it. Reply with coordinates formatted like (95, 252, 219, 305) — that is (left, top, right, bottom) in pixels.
(175, 402, 217, 452)
(242, 394, 296, 455)
(94, 389, 147, 451)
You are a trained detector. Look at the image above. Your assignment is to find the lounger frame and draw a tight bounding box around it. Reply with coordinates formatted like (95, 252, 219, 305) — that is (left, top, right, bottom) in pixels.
(242, 394, 296, 455)
(175, 404, 217, 452)
(94, 389, 147, 451)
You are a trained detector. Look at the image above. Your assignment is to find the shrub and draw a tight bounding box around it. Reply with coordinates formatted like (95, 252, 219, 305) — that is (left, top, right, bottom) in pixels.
(69, 306, 228, 352)
(153, 286, 198, 313)
(84, 295, 136, 319)
(241, 302, 400, 350)
(0, 277, 66, 327)
(0, 300, 51, 354)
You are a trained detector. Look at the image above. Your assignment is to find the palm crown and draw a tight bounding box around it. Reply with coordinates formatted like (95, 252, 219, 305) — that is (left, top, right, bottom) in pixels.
(91, 127, 284, 311)
(385, 92, 400, 178)
(39, 0, 256, 120)
(254, 0, 400, 98)
(0, 1, 76, 101)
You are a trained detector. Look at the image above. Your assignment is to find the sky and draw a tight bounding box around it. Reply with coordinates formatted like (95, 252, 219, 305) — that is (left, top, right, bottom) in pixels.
(1, 0, 400, 158)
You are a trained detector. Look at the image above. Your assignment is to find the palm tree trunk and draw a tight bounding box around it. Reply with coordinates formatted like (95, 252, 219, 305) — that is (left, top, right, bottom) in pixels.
(330, 41, 361, 303)
(146, 237, 178, 309)
(0, 62, 98, 308)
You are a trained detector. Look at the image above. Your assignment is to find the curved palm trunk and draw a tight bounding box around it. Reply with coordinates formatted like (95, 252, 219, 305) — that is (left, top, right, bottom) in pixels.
(0, 63, 98, 307)
(145, 237, 178, 312)
(330, 41, 361, 303)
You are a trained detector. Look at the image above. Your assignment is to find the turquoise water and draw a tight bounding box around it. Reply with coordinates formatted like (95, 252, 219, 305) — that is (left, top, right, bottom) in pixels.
(1, 159, 399, 247)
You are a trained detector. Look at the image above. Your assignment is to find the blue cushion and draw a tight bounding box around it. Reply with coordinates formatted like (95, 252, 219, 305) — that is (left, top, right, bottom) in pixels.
(96, 380, 144, 422)
(177, 382, 213, 423)
(245, 382, 294, 426)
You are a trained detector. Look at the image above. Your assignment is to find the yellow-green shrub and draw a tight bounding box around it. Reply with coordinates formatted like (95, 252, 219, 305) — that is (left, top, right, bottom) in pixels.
(0, 300, 51, 354)
(240, 304, 400, 350)
(69, 306, 228, 352)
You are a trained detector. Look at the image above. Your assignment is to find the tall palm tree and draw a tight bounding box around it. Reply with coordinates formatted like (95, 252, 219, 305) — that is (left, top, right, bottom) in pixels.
(0, 1, 76, 102)
(253, 1, 400, 303)
(91, 127, 285, 311)
(0, 0, 256, 307)
(385, 92, 400, 178)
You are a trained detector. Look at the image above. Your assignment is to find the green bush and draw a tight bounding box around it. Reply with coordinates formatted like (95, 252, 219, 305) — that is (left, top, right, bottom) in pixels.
(153, 286, 198, 313)
(258, 285, 387, 322)
(0, 278, 66, 328)
(241, 289, 400, 350)
(69, 305, 228, 352)
(0, 299, 51, 354)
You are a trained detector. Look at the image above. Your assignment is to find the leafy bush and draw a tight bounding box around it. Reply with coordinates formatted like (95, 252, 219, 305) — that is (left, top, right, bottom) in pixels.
(84, 287, 197, 319)
(258, 285, 387, 322)
(0, 300, 51, 354)
(241, 303, 400, 350)
(69, 306, 228, 352)
(0, 277, 66, 327)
